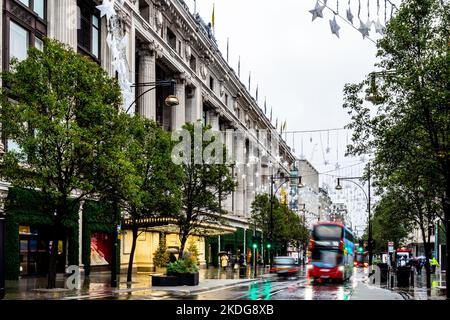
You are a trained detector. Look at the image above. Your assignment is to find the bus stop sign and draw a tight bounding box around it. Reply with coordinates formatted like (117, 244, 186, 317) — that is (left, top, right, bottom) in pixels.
(388, 241, 394, 253)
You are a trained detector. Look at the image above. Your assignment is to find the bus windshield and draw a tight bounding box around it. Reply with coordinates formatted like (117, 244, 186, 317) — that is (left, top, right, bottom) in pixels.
(311, 249, 343, 267)
(313, 225, 342, 240)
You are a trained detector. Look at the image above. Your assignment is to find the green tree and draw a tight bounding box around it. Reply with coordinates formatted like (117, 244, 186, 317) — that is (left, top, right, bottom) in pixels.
(112, 116, 182, 282)
(153, 233, 170, 269)
(369, 192, 413, 253)
(174, 122, 236, 257)
(0, 39, 123, 288)
(342, 0, 449, 291)
(250, 194, 309, 255)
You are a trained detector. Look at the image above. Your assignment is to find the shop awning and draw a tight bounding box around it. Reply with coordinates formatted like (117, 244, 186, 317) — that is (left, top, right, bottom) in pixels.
(122, 217, 236, 236)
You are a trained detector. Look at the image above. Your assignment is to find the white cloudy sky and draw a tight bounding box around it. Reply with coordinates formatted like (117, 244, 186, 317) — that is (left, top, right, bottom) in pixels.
(183, 0, 401, 233)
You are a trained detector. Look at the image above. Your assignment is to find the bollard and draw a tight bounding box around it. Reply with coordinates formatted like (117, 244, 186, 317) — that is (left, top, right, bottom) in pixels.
(410, 269, 414, 287)
(390, 274, 395, 288)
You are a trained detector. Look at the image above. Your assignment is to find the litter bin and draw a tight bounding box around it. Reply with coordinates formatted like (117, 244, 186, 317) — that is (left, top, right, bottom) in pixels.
(377, 263, 389, 284)
(396, 266, 410, 287)
(239, 265, 247, 277)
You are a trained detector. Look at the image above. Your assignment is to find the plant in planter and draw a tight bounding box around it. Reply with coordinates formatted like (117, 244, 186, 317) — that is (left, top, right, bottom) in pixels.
(153, 233, 170, 273)
(187, 241, 200, 266)
(166, 253, 199, 286)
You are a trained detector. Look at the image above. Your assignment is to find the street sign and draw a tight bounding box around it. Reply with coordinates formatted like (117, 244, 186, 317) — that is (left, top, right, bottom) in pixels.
(388, 241, 394, 253)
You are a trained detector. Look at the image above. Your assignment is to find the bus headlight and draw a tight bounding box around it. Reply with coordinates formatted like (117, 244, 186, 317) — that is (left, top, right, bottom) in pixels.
(307, 264, 313, 270)
(338, 266, 345, 272)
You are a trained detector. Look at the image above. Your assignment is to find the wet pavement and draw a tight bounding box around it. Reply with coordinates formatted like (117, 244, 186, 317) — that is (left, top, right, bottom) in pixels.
(3, 266, 445, 300)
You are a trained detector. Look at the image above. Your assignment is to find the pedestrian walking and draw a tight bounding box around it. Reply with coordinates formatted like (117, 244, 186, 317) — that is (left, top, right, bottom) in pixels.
(415, 259, 423, 275)
(221, 254, 229, 270)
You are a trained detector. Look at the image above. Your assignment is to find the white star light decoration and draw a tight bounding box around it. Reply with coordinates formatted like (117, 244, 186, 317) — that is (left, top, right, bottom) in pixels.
(374, 18, 386, 35)
(329, 16, 340, 38)
(96, 0, 116, 22)
(357, 19, 370, 39)
(309, 1, 326, 21)
(346, 7, 354, 24)
(97, 0, 134, 111)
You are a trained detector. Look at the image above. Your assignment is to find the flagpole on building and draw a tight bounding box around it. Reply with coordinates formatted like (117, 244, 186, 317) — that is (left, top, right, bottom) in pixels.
(238, 56, 241, 78)
(226, 37, 229, 63)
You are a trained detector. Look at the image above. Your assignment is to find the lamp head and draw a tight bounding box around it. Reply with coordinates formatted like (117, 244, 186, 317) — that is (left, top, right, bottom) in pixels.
(165, 95, 180, 107)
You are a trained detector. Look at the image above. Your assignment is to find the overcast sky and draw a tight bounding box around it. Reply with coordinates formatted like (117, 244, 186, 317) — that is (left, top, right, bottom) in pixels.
(183, 0, 400, 232)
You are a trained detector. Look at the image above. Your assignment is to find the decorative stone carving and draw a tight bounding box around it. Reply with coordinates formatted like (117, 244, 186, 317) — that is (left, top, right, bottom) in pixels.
(219, 81, 225, 97)
(185, 43, 192, 61)
(199, 63, 208, 80)
(156, 10, 163, 31)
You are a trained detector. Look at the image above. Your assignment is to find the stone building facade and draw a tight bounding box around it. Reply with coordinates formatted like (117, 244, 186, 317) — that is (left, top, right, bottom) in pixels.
(0, 0, 297, 274)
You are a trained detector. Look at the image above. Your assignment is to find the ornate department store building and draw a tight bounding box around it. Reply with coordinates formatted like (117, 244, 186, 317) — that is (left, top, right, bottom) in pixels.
(0, 0, 297, 278)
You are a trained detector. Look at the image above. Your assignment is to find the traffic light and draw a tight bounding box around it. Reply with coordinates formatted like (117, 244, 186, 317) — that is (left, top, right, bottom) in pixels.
(252, 243, 257, 249)
(357, 246, 364, 253)
(266, 243, 272, 249)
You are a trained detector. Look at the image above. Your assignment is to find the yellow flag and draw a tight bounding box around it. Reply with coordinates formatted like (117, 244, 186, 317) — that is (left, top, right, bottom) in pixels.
(212, 3, 215, 32)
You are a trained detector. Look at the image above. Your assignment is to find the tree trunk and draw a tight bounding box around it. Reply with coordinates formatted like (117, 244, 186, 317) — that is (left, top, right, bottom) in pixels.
(127, 226, 138, 283)
(47, 220, 59, 289)
(420, 224, 432, 289)
(179, 232, 188, 259)
(444, 181, 450, 300)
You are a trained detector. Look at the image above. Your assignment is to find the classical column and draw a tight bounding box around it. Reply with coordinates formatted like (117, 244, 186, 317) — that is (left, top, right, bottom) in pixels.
(209, 111, 220, 131)
(48, 0, 77, 49)
(172, 77, 186, 130)
(137, 44, 156, 119)
(222, 128, 234, 212)
(235, 137, 245, 217)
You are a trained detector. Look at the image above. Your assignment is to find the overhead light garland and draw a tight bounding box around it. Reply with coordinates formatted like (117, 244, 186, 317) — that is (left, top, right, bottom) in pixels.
(309, 0, 399, 42)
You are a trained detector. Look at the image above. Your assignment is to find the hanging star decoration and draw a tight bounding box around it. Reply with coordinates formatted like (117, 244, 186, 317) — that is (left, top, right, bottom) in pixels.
(374, 18, 385, 35)
(366, 18, 373, 32)
(357, 19, 370, 39)
(329, 16, 341, 38)
(309, 1, 326, 21)
(346, 7, 354, 24)
(96, 0, 116, 22)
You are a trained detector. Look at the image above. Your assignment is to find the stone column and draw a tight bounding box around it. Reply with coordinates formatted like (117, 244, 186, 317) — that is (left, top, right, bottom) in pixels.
(49, 0, 77, 49)
(234, 137, 245, 217)
(209, 111, 220, 131)
(137, 44, 156, 119)
(222, 128, 234, 212)
(172, 77, 186, 130)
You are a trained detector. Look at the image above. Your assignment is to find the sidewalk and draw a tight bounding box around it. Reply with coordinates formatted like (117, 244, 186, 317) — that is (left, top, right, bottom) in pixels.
(3, 266, 273, 300)
(350, 282, 405, 300)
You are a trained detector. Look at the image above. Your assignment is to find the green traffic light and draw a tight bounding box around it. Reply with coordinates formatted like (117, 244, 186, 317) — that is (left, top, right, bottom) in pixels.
(252, 243, 257, 249)
(267, 243, 271, 249)
(358, 246, 363, 252)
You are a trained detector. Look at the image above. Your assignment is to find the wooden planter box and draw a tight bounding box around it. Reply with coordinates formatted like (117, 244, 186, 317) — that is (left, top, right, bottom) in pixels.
(151, 275, 179, 286)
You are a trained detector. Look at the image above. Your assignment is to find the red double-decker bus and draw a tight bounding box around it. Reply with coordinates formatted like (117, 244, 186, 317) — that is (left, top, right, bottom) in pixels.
(307, 221, 355, 283)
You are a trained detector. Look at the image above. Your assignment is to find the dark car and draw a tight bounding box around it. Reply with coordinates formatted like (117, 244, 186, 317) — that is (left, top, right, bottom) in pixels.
(270, 256, 300, 276)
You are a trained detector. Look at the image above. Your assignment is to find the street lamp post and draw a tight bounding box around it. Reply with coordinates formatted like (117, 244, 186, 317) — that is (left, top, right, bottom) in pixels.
(110, 80, 180, 287)
(126, 80, 179, 114)
(0, 215, 5, 299)
(269, 174, 303, 267)
(335, 163, 372, 267)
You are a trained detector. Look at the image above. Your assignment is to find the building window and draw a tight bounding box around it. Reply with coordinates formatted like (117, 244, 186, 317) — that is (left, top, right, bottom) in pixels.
(139, 0, 150, 21)
(209, 76, 214, 91)
(237, 108, 241, 120)
(9, 21, 29, 62)
(225, 94, 229, 107)
(167, 27, 176, 50)
(189, 55, 197, 72)
(203, 110, 208, 126)
(34, 0, 45, 19)
(35, 36, 44, 51)
(77, 0, 100, 60)
(17, 0, 45, 19)
(178, 40, 182, 56)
